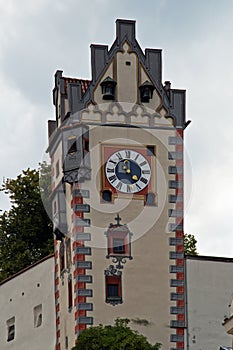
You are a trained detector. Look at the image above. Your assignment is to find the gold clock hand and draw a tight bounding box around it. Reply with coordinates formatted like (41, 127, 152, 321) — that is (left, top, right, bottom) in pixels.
(124, 160, 131, 173)
(132, 175, 138, 181)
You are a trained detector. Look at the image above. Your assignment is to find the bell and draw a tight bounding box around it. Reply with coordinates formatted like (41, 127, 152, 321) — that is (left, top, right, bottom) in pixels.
(141, 87, 150, 102)
(100, 76, 117, 100)
(139, 80, 155, 103)
(103, 84, 114, 100)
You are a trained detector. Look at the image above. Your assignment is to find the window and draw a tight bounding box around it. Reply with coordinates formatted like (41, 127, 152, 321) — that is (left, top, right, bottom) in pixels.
(68, 277, 73, 310)
(7, 317, 15, 342)
(105, 275, 122, 304)
(102, 189, 112, 202)
(59, 241, 65, 272)
(66, 238, 71, 268)
(56, 160, 59, 178)
(108, 284, 119, 297)
(113, 238, 125, 254)
(68, 137, 77, 155)
(106, 229, 131, 258)
(33, 304, 42, 328)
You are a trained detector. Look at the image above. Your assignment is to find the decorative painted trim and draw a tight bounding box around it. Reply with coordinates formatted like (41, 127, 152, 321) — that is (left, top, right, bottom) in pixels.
(169, 180, 183, 189)
(168, 166, 183, 174)
(169, 238, 184, 245)
(170, 293, 184, 301)
(169, 265, 184, 273)
(77, 303, 93, 311)
(168, 136, 183, 145)
(76, 275, 93, 283)
(170, 334, 184, 342)
(168, 129, 185, 350)
(170, 279, 184, 287)
(168, 152, 183, 160)
(169, 252, 184, 259)
(170, 307, 185, 314)
(170, 320, 185, 328)
(169, 195, 183, 203)
(71, 184, 93, 342)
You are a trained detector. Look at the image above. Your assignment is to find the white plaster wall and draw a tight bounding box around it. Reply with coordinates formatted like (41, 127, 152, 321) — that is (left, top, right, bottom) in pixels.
(186, 257, 233, 350)
(0, 256, 56, 350)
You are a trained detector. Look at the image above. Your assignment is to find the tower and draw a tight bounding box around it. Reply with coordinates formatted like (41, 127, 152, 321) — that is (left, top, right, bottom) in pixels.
(48, 19, 186, 350)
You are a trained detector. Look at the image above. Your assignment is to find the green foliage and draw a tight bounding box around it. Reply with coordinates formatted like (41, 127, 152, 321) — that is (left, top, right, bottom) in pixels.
(184, 233, 198, 255)
(0, 165, 53, 281)
(72, 318, 161, 350)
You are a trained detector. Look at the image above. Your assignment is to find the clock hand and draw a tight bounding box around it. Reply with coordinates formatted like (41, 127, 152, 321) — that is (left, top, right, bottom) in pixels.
(132, 175, 138, 181)
(123, 160, 131, 173)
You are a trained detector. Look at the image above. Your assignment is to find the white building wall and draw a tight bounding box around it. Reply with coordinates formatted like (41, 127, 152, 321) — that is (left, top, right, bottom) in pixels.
(186, 256, 233, 350)
(0, 255, 56, 350)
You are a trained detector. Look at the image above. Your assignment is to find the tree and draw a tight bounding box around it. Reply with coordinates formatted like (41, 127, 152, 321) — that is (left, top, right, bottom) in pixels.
(184, 233, 198, 255)
(0, 165, 53, 281)
(72, 318, 161, 350)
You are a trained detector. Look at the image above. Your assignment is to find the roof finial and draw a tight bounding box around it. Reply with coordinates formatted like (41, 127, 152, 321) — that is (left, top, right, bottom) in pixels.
(115, 213, 122, 226)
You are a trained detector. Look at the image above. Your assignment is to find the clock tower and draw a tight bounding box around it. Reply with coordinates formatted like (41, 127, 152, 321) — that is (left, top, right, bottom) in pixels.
(48, 19, 186, 350)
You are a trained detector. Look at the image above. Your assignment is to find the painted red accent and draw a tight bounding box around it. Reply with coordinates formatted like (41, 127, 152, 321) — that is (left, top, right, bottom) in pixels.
(72, 212, 84, 221)
(75, 324, 86, 334)
(178, 314, 185, 321)
(73, 269, 85, 278)
(55, 290, 60, 299)
(177, 286, 184, 293)
(55, 250, 59, 258)
(51, 167, 55, 176)
(56, 343, 61, 350)
(75, 310, 86, 319)
(177, 300, 185, 307)
(56, 304, 60, 313)
(73, 254, 85, 262)
(72, 226, 84, 234)
(56, 317, 60, 325)
(56, 330, 60, 338)
(177, 342, 184, 349)
(52, 182, 55, 191)
(176, 259, 184, 266)
(55, 264, 59, 273)
(176, 245, 184, 252)
(55, 277, 59, 285)
(177, 328, 184, 335)
(72, 197, 83, 205)
(177, 273, 184, 280)
(74, 282, 86, 292)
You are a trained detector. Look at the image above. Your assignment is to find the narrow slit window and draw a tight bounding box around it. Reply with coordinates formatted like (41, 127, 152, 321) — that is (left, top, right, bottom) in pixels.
(33, 304, 42, 328)
(7, 317, 15, 342)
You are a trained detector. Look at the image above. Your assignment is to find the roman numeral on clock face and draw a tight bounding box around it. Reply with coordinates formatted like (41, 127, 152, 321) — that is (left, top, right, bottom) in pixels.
(140, 161, 147, 167)
(109, 175, 117, 183)
(115, 182, 122, 190)
(125, 150, 131, 158)
(142, 170, 150, 174)
(106, 168, 114, 173)
(116, 152, 123, 160)
(140, 177, 148, 184)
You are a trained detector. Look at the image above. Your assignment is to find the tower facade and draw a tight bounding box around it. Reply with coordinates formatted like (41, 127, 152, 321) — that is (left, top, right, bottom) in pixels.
(48, 19, 186, 350)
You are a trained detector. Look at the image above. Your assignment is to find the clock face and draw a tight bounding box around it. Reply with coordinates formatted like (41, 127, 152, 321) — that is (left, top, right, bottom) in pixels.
(105, 149, 151, 193)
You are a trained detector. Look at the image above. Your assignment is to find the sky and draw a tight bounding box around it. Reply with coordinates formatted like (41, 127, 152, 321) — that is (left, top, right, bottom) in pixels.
(0, 0, 233, 257)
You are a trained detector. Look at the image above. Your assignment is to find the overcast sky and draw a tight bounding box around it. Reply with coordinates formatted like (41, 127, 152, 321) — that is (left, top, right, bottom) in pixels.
(0, 0, 233, 257)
